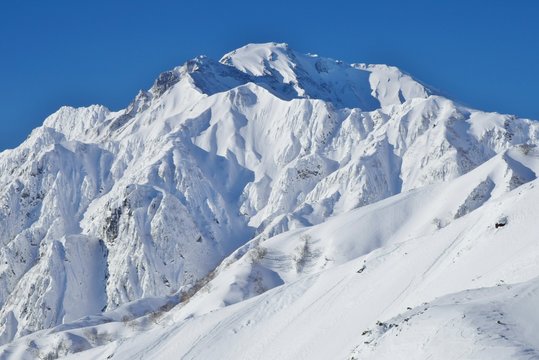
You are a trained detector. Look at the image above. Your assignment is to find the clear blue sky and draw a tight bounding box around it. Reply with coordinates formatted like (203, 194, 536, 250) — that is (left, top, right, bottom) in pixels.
(1, 0, 538, 150)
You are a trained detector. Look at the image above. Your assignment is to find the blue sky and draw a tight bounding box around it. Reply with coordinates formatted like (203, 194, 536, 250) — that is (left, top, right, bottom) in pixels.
(1, 0, 538, 150)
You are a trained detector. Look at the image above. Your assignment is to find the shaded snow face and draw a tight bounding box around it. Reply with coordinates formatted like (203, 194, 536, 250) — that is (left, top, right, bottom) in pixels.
(0, 41, 537, 348)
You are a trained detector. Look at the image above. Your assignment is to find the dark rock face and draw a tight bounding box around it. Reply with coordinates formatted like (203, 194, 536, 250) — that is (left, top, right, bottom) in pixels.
(152, 71, 180, 96)
(104, 207, 122, 243)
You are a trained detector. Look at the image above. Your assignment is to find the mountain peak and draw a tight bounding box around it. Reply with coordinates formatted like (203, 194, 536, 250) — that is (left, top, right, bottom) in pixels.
(217, 42, 430, 109)
(140, 42, 433, 111)
(219, 42, 294, 77)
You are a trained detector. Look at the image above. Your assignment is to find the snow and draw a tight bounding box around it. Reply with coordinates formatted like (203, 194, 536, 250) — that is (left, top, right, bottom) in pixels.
(55, 172, 539, 360)
(0, 42, 538, 359)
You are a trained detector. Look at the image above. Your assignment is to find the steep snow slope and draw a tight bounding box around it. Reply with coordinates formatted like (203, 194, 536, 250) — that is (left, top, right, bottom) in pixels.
(79, 160, 539, 360)
(160, 145, 539, 316)
(2, 148, 538, 359)
(0, 42, 538, 351)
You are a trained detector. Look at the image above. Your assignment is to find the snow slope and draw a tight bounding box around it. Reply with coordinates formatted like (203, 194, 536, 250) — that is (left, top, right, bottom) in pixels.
(0, 42, 538, 358)
(80, 151, 539, 360)
(4, 147, 539, 359)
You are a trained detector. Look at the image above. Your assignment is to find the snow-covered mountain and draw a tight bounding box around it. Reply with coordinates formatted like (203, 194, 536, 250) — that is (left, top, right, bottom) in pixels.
(0, 42, 538, 359)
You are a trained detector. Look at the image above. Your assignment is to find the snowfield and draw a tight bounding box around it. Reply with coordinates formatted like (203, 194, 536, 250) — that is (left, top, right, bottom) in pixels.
(0, 42, 538, 359)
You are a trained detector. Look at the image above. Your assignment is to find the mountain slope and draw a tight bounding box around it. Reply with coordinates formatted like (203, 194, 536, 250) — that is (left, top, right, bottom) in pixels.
(3, 151, 538, 359)
(0, 42, 537, 357)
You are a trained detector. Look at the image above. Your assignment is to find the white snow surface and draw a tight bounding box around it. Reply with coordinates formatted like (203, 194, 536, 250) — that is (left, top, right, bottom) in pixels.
(0, 42, 538, 359)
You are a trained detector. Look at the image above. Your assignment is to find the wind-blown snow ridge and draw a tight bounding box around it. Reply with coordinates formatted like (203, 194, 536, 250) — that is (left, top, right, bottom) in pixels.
(0, 42, 538, 359)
